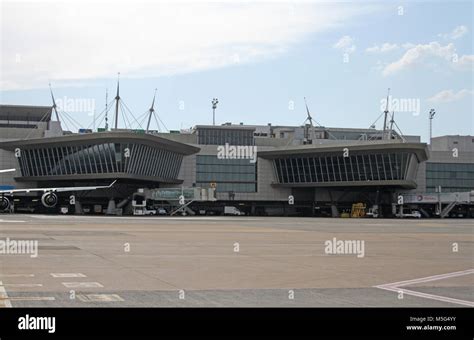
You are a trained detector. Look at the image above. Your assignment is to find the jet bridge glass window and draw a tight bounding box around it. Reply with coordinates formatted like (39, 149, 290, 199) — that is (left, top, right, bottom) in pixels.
(16, 143, 183, 180)
(272, 152, 413, 184)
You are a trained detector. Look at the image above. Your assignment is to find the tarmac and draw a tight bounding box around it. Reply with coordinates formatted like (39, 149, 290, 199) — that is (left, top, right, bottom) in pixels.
(0, 215, 472, 307)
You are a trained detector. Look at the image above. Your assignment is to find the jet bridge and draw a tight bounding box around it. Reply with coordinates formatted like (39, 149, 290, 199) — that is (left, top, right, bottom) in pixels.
(401, 192, 472, 204)
(400, 191, 473, 218)
(150, 187, 216, 202)
(132, 187, 216, 216)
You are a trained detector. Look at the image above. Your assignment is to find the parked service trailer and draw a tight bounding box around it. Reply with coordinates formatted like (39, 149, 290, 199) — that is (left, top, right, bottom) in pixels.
(402, 192, 471, 204)
(224, 206, 244, 216)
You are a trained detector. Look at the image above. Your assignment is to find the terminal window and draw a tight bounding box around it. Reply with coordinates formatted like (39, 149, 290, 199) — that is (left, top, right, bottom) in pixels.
(16, 143, 183, 180)
(426, 162, 474, 192)
(197, 128, 254, 146)
(196, 155, 257, 192)
(273, 152, 412, 184)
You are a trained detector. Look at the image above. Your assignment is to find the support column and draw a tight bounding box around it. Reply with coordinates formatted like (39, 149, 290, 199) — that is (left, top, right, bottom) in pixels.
(74, 200, 83, 215)
(106, 198, 116, 215)
(328, 189, 339, 218)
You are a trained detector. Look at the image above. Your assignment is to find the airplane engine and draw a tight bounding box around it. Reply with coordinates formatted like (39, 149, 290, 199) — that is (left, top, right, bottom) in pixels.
(0, 196, 11, 211)
(41, 192, 58, 208)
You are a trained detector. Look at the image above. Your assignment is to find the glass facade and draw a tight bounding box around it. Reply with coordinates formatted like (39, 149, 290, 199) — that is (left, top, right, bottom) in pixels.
(426, 162, 474, 192)
(196, 155, 257, 192)
(197, 128, 254, 145)
(273, 152, 413, 184)
(17, 142, 183, 180)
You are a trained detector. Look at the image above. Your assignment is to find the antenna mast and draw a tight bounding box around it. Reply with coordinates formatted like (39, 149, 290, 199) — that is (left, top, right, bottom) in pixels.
(429, 109, 436, 146)
(301, 97, 338, 142)
(382, 88, 390, 140)
(114, 72, 120, 130)
(303, 97, 314, 143)
(146, 89, 157, 133)
(389, 111, 395, 140)
(49, 83, 60, 123)
(105, 88, 109, 131)
(212, 98, 219, 125)
(304, 97, 314, 127)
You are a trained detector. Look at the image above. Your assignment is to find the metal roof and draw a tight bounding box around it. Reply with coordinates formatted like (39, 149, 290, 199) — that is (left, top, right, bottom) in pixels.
(258, 141, 429, 162)
(0, 104, 52, 122)
(0, 131, 200, 155)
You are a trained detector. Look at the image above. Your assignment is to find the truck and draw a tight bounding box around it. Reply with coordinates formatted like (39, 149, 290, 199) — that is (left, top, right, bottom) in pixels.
(133, 207, 157, 216)
(396, 210, 422, 219)
(224, 206, 245, 216)
(366, 206, 379, 218)
(157, 208, 167, 215)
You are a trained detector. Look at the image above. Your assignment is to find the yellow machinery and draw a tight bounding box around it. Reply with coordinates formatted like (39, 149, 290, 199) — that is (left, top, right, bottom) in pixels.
(340, 211, 351, 218)
(351, 203, 366, 218)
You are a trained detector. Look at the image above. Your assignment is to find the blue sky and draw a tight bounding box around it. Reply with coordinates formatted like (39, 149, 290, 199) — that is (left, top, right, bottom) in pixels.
(1, 1, 472, 142)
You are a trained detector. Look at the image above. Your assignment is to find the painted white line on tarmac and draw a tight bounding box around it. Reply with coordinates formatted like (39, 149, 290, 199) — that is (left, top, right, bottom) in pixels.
(77, 294, 124, 302)
(377, 285, 474, 307)
(62, 282, 103, 288)
(0, 274, 35, 278)
(29, 215, 262, 221)
(51, 273, 86, 278)
(6, 296, 56, 302)
(0, 219, 26, 223)
(377, 269, 474, 288)
(4, 283, 43, 287)
(375, 269, 474, 307)
(0, 281, 12, 308)
(114, 254, 318, 258)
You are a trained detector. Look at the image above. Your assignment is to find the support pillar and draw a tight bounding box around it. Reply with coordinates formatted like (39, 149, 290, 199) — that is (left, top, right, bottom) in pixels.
(106, 198, 116, 215)
(74, 200, 83, 215)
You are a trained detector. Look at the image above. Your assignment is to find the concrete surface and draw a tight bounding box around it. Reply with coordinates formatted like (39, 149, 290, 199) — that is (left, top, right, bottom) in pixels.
(0, 215, 472, 307)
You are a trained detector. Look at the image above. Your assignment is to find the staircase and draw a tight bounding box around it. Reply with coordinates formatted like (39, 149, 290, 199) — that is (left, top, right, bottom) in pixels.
(440, 201, 457, 218)
(169, 200, 196, 216)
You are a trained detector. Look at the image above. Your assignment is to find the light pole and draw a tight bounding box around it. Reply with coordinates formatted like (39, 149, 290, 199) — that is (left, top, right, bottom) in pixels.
(212, 98, 219, 126)
(429, 109, 436, 146)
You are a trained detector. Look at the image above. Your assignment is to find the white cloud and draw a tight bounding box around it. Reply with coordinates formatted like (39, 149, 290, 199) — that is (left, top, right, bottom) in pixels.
(333, 35, 356, 54)
(402, 43, 416, 49)
(382, 41, 473, 76)
(439, 25, 468, 40)
(1, 2, 375, 90)
(366, 46, 379, 53)
(427, 89, 473, 103)
(371, 60, 386, 72)
(366, 43, 398, 53)
(455, 55, 474, 70)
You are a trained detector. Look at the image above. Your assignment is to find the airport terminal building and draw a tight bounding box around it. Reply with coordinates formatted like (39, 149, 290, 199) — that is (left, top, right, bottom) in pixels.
(1, 104, 473, 217)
